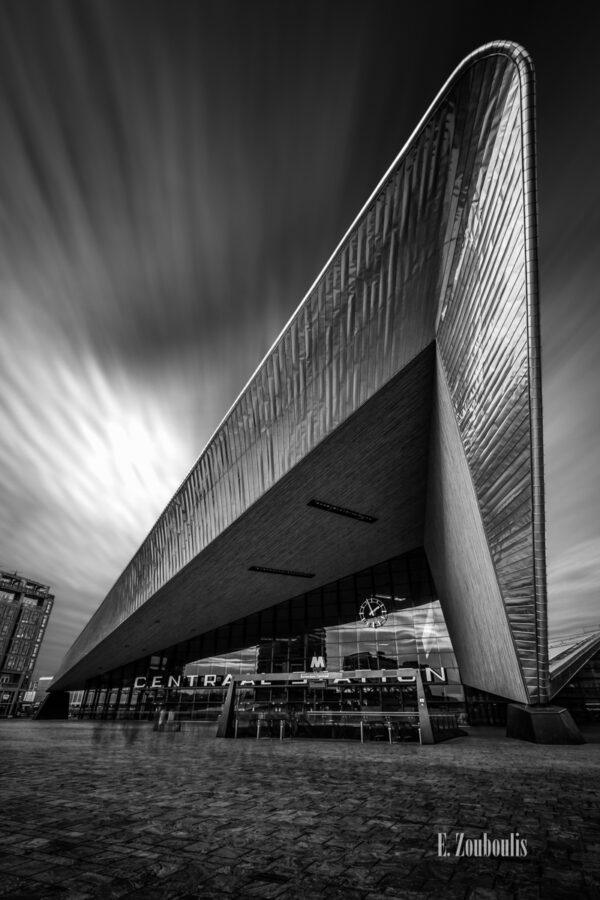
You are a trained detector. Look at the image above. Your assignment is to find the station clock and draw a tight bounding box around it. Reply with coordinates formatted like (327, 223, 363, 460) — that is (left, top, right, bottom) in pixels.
(358, 596, 388, 628)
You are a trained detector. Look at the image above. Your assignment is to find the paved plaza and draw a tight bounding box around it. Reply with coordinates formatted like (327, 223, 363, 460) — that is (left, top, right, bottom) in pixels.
(1, 720, 599, 899)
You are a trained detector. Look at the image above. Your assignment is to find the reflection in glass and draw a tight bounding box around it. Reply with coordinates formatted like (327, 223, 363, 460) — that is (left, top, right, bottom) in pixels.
(179, 548, 464, 719)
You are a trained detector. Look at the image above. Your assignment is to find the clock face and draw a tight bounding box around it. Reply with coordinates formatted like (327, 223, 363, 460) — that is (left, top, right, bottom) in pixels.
(358, 596, 388, 628)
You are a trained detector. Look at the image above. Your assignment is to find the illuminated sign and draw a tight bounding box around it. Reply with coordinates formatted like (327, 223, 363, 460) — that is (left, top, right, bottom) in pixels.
(133, 674, 234, 689)
(131, 667, 447, 690)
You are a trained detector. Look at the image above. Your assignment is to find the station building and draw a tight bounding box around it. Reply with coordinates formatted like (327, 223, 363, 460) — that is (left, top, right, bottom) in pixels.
(42, 42, 585, 742)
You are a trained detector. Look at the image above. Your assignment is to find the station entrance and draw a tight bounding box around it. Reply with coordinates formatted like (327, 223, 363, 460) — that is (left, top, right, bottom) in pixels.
(213, 669, 464, 744)
(69, 550, 470, 733)
(71, 662, 468, 739)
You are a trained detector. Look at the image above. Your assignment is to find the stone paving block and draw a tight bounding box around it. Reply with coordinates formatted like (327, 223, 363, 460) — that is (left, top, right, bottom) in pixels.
(240, 881, 289, 898)
(44, 882, 95, 900)
(1, 721, 600, 899)
(419, 885, 467, 899)
(285, 879, 367, 900)
(202, 876, 247, 895)
(116, 885, 181, 900)
(466, 888, 512, 899)
(0, 856, 27, 874)
(5, 858, 54, 878)
(369, 887, 430, 899)
(77, 872, 116, 887)
(28, 867, 75, 886)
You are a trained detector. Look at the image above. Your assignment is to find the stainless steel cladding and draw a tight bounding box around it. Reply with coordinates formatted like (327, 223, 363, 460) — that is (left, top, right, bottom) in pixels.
(54, 42, 547, 705)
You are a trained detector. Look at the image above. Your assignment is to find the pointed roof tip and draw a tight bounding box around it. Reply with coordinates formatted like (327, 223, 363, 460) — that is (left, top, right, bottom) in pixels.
(447, 41, 534, 90)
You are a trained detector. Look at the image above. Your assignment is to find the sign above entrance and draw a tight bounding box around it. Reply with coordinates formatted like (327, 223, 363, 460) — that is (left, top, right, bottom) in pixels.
(131, 666, 447, 690)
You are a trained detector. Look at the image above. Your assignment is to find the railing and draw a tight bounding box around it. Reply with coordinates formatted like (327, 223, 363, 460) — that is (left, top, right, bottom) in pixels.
(231, 709, 459, 744)
(76, 704, 461, 744)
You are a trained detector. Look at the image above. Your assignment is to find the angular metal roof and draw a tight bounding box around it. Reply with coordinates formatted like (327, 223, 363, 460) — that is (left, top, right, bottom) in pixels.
(53, 42, 548, 706)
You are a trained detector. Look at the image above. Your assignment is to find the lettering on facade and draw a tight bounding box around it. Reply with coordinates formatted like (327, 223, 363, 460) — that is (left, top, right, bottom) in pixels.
(424, 666, 446, 683)
(130, 667, 447, 690)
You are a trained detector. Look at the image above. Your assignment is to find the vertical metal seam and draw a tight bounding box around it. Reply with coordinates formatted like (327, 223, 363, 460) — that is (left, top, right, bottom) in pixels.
(514, 50, 549, 705)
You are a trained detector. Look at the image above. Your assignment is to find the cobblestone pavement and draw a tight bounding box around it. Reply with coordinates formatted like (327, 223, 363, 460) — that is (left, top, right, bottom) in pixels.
(1, 721, 599, 899)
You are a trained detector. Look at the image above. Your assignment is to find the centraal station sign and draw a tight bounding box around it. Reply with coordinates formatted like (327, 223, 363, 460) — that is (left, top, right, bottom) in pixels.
(132, 666, 448, 690)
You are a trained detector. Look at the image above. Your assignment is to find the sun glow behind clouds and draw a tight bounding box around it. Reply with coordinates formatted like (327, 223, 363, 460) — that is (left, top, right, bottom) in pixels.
(0, 298, 194, 631)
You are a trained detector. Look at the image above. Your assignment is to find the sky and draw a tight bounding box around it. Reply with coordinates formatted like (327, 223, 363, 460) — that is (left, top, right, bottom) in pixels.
(0, 0, 598, 678)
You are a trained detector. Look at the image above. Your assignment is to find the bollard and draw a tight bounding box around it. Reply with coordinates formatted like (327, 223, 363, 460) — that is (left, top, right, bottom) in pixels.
(234, 718, 238, 739)
(360, 720, 364, 743)
(387, 722, 393, 744)
(279, 719, 284, 741)
(256, 719, 261, 740)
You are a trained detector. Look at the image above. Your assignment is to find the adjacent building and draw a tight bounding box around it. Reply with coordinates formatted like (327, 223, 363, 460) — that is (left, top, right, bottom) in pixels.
(0, 570, 54, 717)
(43, 42, 581, 741)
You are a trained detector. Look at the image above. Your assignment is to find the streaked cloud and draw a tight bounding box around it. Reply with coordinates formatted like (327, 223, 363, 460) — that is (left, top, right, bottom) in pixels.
(0, 295, 195, 665)
(0, 1, 598, 677)
(547, 538, 600, 637)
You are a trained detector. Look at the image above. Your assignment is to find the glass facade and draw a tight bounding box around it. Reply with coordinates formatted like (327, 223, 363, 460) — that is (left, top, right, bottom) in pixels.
(76, 549, 465, 726)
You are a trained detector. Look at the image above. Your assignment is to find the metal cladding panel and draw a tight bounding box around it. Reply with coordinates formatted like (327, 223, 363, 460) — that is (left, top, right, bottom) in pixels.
(435, 47, 547, 703)
(54, 41, 547, 699)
